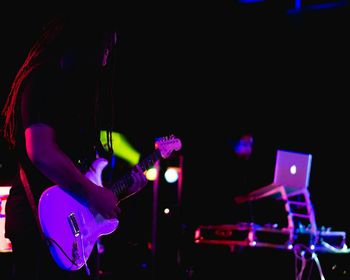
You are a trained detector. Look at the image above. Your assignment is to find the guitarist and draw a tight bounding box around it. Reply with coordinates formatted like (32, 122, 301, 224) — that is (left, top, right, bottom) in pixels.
(1, 10, 147, 280)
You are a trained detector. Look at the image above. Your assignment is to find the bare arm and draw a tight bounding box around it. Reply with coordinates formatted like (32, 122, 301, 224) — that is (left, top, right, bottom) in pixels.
(25, 123, 119, 219)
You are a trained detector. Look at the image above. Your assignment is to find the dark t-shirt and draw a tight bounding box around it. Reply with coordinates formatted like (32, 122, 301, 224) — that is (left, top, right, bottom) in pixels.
(5, 63, 101, 239)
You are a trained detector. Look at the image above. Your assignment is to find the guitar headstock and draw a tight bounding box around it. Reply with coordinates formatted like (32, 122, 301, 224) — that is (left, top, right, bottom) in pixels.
(155, 135, 182, 159)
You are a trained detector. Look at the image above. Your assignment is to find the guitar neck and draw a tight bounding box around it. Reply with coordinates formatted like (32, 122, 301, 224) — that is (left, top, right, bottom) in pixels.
(111, 149, 161, 199)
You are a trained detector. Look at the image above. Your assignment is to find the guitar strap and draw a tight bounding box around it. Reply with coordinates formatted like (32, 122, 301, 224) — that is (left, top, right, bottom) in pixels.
(19, 165, 47, 243)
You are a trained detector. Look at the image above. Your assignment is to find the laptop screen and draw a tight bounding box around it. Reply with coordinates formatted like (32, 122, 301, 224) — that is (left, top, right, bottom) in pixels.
(273, 150, 312, 190)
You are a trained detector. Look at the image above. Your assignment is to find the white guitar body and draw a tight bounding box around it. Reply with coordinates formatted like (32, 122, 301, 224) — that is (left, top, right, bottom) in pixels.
(38, 158, 118, 271)
(38, 135, 182, 271)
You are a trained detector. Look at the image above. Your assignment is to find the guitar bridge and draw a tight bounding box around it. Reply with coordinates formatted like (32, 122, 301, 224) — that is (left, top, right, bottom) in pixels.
(68, 213, 80, 237)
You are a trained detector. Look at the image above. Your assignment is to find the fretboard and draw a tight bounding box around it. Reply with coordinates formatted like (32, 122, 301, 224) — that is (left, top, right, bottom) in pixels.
(111, 149, 161, 198)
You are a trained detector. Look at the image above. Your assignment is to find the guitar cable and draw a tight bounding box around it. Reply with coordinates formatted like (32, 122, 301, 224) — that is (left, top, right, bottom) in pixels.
(46, 234, 91, 276)
(79, 233, 91, 276)
(45, 236, 79, 266)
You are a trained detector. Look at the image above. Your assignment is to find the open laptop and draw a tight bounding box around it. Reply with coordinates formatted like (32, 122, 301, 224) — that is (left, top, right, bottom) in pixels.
(235, 149, 312, 204)
(273, 149, 312, 191)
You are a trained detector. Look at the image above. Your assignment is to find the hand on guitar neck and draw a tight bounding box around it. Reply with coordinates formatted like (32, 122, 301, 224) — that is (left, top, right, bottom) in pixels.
(117, 164, 148, 203)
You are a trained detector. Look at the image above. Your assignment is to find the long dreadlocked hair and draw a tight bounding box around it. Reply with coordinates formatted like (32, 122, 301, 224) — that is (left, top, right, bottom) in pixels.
(1, 16, 64, 148)
(1, 14, 116, 153)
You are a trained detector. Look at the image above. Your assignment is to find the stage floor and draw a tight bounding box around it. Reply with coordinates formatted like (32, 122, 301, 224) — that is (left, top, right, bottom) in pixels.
(2, 244, 350, 280)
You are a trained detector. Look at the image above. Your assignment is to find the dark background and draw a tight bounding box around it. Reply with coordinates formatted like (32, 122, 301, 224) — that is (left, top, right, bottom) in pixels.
(1, 1, 350, 279)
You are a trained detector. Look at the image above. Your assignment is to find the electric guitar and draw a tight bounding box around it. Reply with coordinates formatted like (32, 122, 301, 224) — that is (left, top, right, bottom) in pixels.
(38, 135, 182, 271)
